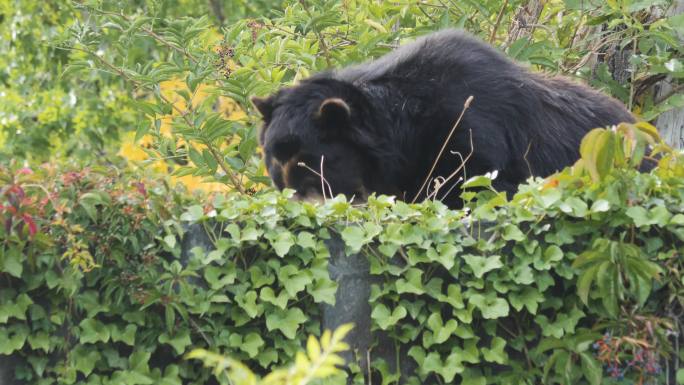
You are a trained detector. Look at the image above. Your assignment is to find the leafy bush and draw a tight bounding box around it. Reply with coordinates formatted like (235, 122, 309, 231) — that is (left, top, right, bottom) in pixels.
(2, 124, 684, 384)
(2, 1, 684, 384)
(58, 0, 683, 190)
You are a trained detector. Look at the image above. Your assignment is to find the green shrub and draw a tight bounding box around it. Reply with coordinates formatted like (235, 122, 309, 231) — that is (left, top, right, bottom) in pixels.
(2, 124, 683, 384)
(58, 0, 683, 188)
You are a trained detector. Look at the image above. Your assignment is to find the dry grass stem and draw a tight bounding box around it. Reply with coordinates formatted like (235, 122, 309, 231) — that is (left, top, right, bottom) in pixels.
(412, 95, 474, 203)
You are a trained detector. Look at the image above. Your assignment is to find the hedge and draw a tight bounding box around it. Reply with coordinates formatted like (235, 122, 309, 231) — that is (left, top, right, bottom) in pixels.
(1, 125, 684, 385)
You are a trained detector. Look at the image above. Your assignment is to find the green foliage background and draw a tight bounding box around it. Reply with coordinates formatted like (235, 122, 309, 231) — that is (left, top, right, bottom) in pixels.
(1, 1, 684, 385)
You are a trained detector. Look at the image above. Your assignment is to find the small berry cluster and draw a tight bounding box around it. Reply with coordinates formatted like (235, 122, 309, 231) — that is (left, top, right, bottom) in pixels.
(593, 332, 662, 383)
(216, 44, 235, 79)
(246, 20, 263, 42)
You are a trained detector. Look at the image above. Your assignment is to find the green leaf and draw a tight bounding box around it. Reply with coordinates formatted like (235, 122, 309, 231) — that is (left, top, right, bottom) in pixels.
(371, 304, 407, 330)
(236, 290, 261, 318)
(181, 205, 205, 222)
(279, 266, 313, 297)
(260, 287, 289, 309)
(241, 332, 264, 358)
(265, 307, 307, 339)
(307, 278, 338, 305)
(482, 337, 508, 364)
(79, 318, 111, 344)
(677, 368, 684, 384)
(0, 293, 33, 323)
(271, 231, 295, 257)
(27, 331, 50, 353)
(2, 248, 23, 278)
(426, 313, 458, 344)
(110, 324, 137, 346)
(576, 263, 601, 305)
(0, 324, 28, 354)
(469, 293, 509, 319)
(508, 287, 544, 314)
(590, 199, 611, 213)
(463, 255, 503, 278)
(396, 268, 425, 295)
(72, 346, 101, 377)
(580, 352, 602, 385)
(341, 226, 370, 253)
(158, 329, 192, 355)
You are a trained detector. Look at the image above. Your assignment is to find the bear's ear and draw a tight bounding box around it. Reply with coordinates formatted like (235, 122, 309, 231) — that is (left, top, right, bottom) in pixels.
(251, 96, 275, 121)
(317, 98, 351, 129)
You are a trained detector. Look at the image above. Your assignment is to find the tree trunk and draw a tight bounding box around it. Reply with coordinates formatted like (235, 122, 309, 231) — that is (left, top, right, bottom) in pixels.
(505, 0, 545, 47)
(655, 0, 684, 149)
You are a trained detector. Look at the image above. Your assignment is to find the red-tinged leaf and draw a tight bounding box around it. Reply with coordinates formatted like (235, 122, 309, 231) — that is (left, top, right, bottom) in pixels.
(134, 182, 147, 197)
(22, 214, 38, 237)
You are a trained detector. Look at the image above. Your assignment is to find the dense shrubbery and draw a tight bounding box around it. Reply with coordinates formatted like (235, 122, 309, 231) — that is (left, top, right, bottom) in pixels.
(2, 124, 684, 384)
(37, 0, 684, 188)
(2, 1, 684, 384)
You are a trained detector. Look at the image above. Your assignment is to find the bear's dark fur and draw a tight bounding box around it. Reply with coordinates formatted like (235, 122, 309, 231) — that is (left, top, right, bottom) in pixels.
(253, 29, 635, 207)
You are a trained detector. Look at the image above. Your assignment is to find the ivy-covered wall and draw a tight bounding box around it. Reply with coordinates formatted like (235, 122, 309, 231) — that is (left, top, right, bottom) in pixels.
(1, 124, 684, 385)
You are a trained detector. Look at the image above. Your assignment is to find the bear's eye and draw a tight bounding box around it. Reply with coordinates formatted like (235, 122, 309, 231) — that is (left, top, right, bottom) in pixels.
(270, 135, 301, 163)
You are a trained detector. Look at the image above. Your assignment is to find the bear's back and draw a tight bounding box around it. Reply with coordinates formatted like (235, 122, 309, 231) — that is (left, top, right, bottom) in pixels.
(334, 29, 520, 84)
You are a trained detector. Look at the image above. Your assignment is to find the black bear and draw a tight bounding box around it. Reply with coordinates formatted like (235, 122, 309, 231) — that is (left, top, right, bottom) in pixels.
(252, 29, 635, 207)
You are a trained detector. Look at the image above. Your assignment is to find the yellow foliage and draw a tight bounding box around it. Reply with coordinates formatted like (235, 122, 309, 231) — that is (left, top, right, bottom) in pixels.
(119, 78, 248, 193)
(188, 324, 353, 385)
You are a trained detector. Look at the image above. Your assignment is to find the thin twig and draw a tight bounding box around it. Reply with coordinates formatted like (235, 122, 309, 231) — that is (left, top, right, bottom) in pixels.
(319, 155, 332, 199)
(412, 96, 474, 203)
(297, 160, 333, 199)
(437, 150, 466, 201)
(424, 129, 475, 201)
(523, 141, 533, 178)
(489, 0, 509, 44)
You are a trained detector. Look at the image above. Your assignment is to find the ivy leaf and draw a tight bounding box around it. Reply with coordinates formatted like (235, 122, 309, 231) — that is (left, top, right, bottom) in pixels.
(469, 293, 509, 319)
(2, 248, 23, 278)
(0, 324, 28, 354)
(426, 313, 458, 344)
(265, 307, 307, 339)
(110, 324, 137, 346)
(236, 290, 262, 318)
(626, 206, 672, 227)
(0, 293, 32, 323)
(307, 278, 338, 305)
(371, 304, 407, 330)
(426, 243, 460, 269)
(482, 336, 508, 364)
(260, 287, 289, 309)
(508, 287, 544, 314)
(341, 226, 370, 253)
(79, 318, 111, 344)
(278, 266, 313, 297)
(396, 268, 425, 295)
(271, 231, 295, 257)
(502, 224, 525, 241)
(241, 332, 265, 358)
(463, 255, 503, 278)
(27, 331, 50, 353)
(180, 205, 204, 222)
(72, 346, 100, 377)
(158, 329, 192, 355)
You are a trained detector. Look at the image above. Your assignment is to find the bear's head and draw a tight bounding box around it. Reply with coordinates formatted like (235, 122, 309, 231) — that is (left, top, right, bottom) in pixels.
(253, 78, 385, 201)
